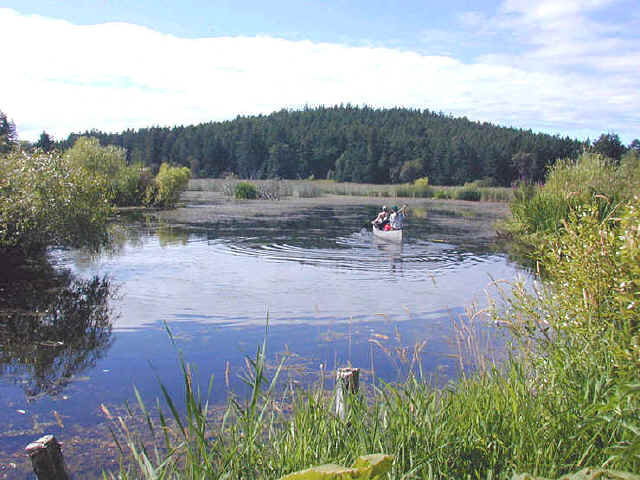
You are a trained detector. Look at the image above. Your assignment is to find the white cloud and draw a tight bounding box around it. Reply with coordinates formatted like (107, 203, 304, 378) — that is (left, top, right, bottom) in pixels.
(1, 5, 638, 144)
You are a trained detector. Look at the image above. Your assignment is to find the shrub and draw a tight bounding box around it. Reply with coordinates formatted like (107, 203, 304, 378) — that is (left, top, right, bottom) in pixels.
(433, 189, 450, 199)
(0, 149, 113, 254)
(65, 136, 152, 207)
(497, 197, 640, 469)
(507, 152, 638, 236)
(150, 163, 191, 208)
(455, 188, 481, 201)
(234, 181, 258, 199)
(394, 177, 433, 198)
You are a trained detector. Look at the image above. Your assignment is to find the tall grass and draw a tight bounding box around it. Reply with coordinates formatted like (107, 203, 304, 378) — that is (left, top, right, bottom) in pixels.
(507, 151, 640, 236)
(188, 178, 512, 202)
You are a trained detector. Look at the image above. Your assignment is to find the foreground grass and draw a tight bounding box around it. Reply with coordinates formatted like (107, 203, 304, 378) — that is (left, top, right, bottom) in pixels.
(107, 343, 638, 479)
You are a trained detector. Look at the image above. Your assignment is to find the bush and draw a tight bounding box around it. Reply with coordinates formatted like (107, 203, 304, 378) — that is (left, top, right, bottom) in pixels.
(234, 181, 258, 199)
(433, 189, 451, 199)
(149, 163, 191, 208)
(0, 149, 113, 254)
(65, 136, 152, 207)
(455, 188, 481, 201)
(507, 152, 637, 236)
(394, 177, 433, 198)
(497, 197, 640, 469)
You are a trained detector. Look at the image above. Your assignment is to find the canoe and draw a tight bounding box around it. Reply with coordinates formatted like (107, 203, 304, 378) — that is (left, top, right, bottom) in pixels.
(372, 225, 403, 243)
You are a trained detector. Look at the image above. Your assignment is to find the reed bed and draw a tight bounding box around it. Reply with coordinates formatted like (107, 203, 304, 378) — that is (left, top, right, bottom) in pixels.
(188, 178, 512, 202)
(106, 345, 638, 480)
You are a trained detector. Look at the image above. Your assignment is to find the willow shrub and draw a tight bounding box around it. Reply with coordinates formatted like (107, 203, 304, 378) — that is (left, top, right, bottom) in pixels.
(148, 163, 191, 208)
(498, 196, 640, 470)
(0, 149, 113, 254)
(508, 152, 640, 236)
(66, 137, 154, 207)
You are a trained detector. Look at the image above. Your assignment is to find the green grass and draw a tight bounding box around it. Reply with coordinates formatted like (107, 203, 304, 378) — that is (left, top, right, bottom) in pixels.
(107, 343, 639, 479)
(504, 151, 640, 237)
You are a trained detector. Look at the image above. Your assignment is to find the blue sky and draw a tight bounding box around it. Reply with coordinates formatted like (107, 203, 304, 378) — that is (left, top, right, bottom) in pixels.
(1, 1, 638, 143)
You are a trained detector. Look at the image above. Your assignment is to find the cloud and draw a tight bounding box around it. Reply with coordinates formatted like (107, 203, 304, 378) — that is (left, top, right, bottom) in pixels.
(1, 5, 638, 144)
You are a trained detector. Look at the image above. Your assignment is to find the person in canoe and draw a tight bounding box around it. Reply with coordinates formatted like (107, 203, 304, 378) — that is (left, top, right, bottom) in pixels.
(372, 205, 390, 230)
(389, 204, 407, 230)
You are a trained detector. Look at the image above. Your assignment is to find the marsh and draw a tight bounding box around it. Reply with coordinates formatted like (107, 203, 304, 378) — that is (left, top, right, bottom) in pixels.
(0, 193, 521, 478)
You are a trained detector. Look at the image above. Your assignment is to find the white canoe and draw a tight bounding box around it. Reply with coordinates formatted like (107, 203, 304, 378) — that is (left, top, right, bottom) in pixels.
(372, 225, 403, 243)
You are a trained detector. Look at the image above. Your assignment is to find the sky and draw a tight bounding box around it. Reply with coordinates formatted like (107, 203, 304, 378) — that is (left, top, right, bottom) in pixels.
(1, 1, 638, 144)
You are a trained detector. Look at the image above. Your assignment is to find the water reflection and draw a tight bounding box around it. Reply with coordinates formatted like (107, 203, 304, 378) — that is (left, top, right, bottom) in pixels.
(0, 262, 115, 400)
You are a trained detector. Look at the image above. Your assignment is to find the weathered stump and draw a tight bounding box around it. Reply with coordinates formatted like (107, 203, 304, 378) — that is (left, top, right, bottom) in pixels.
(25, 435, 69, 480)
(335, 367, 360, 420)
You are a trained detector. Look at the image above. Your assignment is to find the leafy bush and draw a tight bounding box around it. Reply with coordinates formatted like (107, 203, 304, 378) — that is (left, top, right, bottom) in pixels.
(433, 189, 451, 199)
(0, 149, 113, 254)
(394, 177, 433, 198)
(65, 137, 153, 207)
(147, 163, 191, 208)
(234, 181, 258, 199)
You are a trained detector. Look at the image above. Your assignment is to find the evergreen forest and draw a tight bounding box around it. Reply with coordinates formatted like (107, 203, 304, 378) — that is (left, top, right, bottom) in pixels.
(61, 105, 588, 186)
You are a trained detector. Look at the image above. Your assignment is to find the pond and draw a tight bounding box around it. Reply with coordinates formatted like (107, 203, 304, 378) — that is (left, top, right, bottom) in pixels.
(0, 197, 524, 478)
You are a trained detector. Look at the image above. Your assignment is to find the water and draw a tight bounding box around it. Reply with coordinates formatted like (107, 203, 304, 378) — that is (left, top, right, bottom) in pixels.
(0, 202, 523, 477)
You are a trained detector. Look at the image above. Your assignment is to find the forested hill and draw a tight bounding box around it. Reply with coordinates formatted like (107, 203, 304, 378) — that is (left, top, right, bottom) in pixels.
(63, 106, 585, 186)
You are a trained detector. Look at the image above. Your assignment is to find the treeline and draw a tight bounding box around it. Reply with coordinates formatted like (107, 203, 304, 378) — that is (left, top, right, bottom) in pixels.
(61, 105, 588, 186)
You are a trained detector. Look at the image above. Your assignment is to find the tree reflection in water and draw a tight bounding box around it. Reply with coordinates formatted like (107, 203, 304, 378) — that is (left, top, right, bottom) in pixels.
(0, 260, 115, 400)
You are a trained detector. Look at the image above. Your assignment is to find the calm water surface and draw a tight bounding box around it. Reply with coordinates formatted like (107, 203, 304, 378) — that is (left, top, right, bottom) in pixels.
(0, 203, 524, 477)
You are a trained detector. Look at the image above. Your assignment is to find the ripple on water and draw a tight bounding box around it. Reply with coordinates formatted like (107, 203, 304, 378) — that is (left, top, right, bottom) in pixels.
(220, 231, 496, 280)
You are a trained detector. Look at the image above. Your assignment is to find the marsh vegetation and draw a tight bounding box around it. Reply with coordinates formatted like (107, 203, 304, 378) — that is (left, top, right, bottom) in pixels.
(106, 152, 640, 479)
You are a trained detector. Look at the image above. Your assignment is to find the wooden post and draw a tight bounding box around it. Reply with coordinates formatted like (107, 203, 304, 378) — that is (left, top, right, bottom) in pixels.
(335, 367, 360, 420)
(25, 435, 69, 480)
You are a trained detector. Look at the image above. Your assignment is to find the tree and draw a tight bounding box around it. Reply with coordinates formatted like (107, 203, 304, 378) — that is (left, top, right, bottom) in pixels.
(0, 110, 17, 153)
(591, 133, 627, 161)
(512, 151, 538, 183)
(398, 159, 423, 183)
(629, 139, 640, 154)
(35, 131, 54, 152)
(0, 150, 114, 254)
(265, 143, 296, 178)
(65, 136, 149, 206)
(65, 136, 127, 178)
